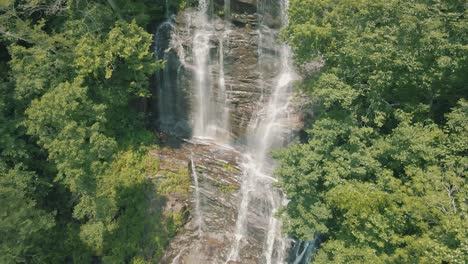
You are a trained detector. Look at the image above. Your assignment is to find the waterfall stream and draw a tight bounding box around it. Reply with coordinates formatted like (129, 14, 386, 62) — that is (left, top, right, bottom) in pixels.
(226, 0, 296, 262)
(190, 154, 203, 232)
(227, 36, 296, 264)
(192, 0, 230, 142)
(157, 0, 300, 262)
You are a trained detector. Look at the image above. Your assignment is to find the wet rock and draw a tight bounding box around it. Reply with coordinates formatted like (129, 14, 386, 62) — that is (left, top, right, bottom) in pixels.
(159, 139, 248, 264)
(231, 13, 257, 27)
(215, 21, 225, 31)
(212, 0, 258, 15)
(158, 139, 296, 264)
(156, 5, 305, 262)
(229, 0, 257, 14)
(169, 8, 292, 141)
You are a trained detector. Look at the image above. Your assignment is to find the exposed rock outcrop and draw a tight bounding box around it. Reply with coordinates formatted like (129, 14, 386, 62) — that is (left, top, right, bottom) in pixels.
(154, 1, 309, 262)
(156, 1, 295, 141)
(158, 139, 246, 263)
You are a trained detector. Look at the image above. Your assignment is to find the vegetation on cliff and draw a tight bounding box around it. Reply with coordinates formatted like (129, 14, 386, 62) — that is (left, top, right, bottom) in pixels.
(277, 0, 467, 262)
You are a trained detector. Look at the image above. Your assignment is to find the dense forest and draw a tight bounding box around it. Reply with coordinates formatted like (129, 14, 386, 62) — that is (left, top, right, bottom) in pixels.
(0, 0, 466, 263)
(276, 0, 467, 263)
(0, 0, 189, 263)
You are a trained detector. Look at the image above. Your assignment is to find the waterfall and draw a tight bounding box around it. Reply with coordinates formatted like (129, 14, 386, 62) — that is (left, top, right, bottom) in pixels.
(171, 247, 187, 264)
(291, 241, 316, 264)
(292, 242, 310, 264)
(192, 26, 213, 137)
(165, 0, 170, 18)
(227, 45, 296, 263)
(190, 155, 203, 232)
(155, 14, 192, 138)
(224, 0, 231, 19)
(155, 18, 174, 130)
(227, 0, 297, 263)
(192, 0, 230, 142)
(218, 29, 231, 142)
(157, 0, 300, 262)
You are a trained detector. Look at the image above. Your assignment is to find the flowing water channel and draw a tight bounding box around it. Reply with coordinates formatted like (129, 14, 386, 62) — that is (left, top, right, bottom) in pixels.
(155, 0, 308, 263)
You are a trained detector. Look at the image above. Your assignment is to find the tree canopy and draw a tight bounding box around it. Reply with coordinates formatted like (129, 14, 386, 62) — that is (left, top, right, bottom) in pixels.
(0, 0, 466, 263)
(0, 0, 186, 262)
(277, 0, 467, 262)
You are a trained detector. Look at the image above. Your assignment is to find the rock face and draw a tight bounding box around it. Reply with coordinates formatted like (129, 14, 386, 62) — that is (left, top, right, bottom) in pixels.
(154, 0, 311, 263)
(172, 8, 263, 140)
(159, 139, 247, 264)
(154, 0, 298, 141)
(158, 138, 305, 264)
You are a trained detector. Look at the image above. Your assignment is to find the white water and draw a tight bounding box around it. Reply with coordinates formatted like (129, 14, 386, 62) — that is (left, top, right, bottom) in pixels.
(227, 45, 296, 263)
(293, 242, 310, 264)
(218, 29, 231, 141)
(186, 0, 297, 262)
(291, 240, 316, 264)
(192, 26, 212, 137)
(192, 0, 230, 142)
(226, 0, 297, 262)
(190, 154, 203, 232)
(171, 247, 188, 264)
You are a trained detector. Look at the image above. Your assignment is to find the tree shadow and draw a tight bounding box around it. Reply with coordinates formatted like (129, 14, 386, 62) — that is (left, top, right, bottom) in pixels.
(100, 181, 175, 262)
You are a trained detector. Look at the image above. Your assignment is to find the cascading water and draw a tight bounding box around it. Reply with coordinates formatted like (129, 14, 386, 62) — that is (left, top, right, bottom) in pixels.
(192, 0, 230, 142)
(158, 0, 302, 262)
(290, 240, 316, 264)
(155, 14, 192, 138)
(217, 29, 231, 141)
(190, 155, 203, 232)
(226, 0, 297, 262)
(155, 18, 175, 130)
(227, 23, 296, 264)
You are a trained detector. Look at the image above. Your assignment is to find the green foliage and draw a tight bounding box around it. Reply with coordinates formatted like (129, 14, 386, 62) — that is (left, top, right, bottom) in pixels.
(75, 20, 161, 101)
(156, 168, 191, 198)
(279, 0, 467, 262)
(218, 182, 238, 194)
(24, 80, 116, 193)
(277, 101, 467, 263)
(9, 33, 72, 104)
(286, 0, 467, 123)
(111, 0, 165, 25)
(0, 1, 175, 262)
(168, 0, 196, 12)
(84, 149, 174, 262)
(0, 164, 55, 263)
